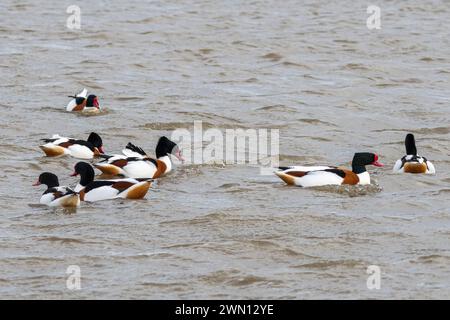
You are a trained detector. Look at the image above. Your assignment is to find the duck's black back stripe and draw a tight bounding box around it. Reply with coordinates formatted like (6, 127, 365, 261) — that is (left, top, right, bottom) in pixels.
(75, 97, 86, 105)
(148, 158, 158, 166)
(323, 168, 346, 178)
(84, 181, 115, 193)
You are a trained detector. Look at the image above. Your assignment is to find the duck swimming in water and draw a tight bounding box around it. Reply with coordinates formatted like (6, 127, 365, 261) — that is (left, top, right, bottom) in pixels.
(71, 162, 152, 202)
(94, 136, 184, 179)
(39, 132, 104, 159)
(33, 172, 80, 207)
(393, 133, 435, 174)
(66, 88, 101, 113)
(275, 152, 384, 187)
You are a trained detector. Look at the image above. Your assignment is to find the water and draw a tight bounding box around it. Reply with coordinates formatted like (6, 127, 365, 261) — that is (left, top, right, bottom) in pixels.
(0, 0, 449, 299)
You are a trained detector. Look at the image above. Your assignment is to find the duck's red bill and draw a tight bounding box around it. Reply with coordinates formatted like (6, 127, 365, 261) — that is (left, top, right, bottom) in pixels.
(70, 172, 78, 177)
(32, 181, 41, 186)
(373, 161, 384, 167)
(175, 150, 185, 163)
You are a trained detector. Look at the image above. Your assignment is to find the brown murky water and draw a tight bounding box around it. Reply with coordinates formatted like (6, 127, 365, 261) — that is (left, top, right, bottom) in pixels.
(1, 0, 449, 299)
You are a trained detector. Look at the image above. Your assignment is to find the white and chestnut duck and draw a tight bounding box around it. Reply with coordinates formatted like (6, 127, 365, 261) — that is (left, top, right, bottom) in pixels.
(393, 133, 435, 174)
(71, 162, 152, 202)
(66, 88, 101, 113)
(40, 132, 104, 159)
(33, 172, 80, 207)
(94, 136, 184, 179)
(275, 152, 384, 187)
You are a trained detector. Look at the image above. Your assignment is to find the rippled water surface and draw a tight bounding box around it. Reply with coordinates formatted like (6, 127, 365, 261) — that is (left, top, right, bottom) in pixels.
(0, 0, 449, 299)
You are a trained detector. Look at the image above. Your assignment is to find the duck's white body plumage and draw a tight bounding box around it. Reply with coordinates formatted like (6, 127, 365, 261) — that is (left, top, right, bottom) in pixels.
(393, 155, 436, 174)
(275, 153, 382, 188)
(393, 134, 436, 174)
(74, 178, 152, 202)
(40, 134, 99, 159)
(40, 186, 80, 207)
(275, 168, 370, 187)
(94, 145, 172, 179)
(40, 143, 96, 159)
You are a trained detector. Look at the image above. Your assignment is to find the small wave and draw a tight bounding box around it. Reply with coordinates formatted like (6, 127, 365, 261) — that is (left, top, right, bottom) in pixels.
(201, 269, 279, 287)
(0, 103, 13, 109)
(35, 236, 97, 244)
(256, 105, 297, 112)
(0, 143, 33, 155)
(244, 77, 258, 83)
(77, 81, 104, 90)
(292, 259, 364, 270)
(334, 39, 358, 44)
(161, 242, 206, 249)
(312, 183, 382, 197)
(302, 90, 326, 96)
(38, 107, 67, 113)
(375, 83, 401, 88)
(114, 96, 144, 101)
(282, 61, 310, 69)
(176, 164, 204, 176)
(298, 118, 336, 126)
(295, 135, 332, 142)
(219, 187, 253, 194)
(217, 183, 240, 189)
(27, 163, 43, 171)
(73, 109, 111, 117)
(424, 188, 450, 196)
(413, 255, 450, 264)
(83, 33, 112, 40)
(176, 111, 242, 124)
(2, 256, 66, 263)
(79, 60, 107, 65)
(279, 154, 325, 162)
(391, 78, 423, 84)
(261, 53, 283, 61)
(140, 121, 213, 130)
(342, 63, 369, 71)
(228, 275, 277, 287)
(373, 127, 450, 135)
(244, 240, 317, 258)
(140, 281, 189, 288)
(199, 48, 214, 55)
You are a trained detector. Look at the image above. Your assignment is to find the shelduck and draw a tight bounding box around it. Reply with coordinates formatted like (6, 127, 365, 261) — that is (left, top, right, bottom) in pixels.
(33, 172, 80, 207)
(275, 152, 384, 187)
(71, 162, 152, 202)
(393, 133, 435, 174)
(40, 132, 104, 159)
(94, 136, 184, 179)
(66, 88, 101, 113)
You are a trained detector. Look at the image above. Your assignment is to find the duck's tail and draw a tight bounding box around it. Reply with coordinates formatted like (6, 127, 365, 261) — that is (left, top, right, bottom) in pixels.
(274, 171, 296, 185)
(94, 163, 124, 176)
(119, 180, 152, 199)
